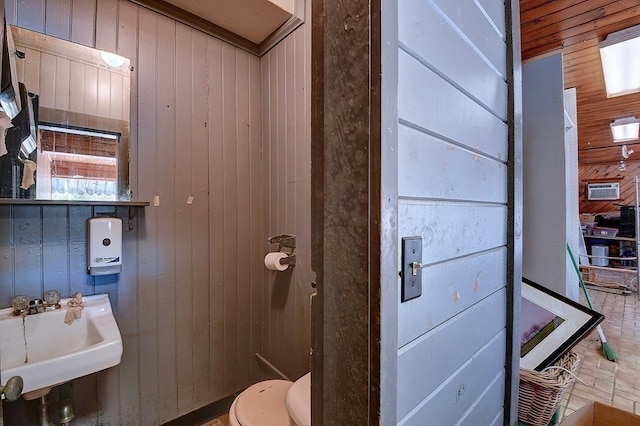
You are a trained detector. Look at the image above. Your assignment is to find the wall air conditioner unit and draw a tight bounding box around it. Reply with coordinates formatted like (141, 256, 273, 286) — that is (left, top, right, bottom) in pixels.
(587, 182, 620, 200)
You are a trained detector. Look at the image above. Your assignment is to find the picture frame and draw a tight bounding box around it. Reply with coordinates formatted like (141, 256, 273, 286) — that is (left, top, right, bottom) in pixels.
(520, 277, 604, 371)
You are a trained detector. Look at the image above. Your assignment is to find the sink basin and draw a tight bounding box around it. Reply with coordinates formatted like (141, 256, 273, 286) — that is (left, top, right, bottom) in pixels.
(0, 294, 122, 395)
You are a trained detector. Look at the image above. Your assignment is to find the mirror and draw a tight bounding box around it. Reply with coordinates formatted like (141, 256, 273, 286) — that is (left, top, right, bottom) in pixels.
(1, 18, 21, 119)
(0, 25, 130, 201)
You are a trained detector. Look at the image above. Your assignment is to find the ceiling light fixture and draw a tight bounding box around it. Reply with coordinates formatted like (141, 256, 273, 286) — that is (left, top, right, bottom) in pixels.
(599, 24, 640, 97)
(100, 51, 126, 68)
(611, 117, 640, 143)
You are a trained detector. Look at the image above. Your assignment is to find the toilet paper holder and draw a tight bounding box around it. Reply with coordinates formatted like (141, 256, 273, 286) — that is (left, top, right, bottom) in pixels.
(267, 234, 296, 266)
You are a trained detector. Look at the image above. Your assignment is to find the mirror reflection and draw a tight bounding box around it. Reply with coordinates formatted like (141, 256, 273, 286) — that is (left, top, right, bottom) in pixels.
(0, 25, 130, 201)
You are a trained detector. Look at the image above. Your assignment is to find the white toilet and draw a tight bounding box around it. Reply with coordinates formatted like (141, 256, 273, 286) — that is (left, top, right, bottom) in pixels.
(228, 372, 311, 426)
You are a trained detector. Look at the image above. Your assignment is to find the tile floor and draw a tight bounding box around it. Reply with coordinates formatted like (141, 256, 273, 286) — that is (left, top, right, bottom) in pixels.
(557, 288, 640, 420)
(199, 288, 640, 425)
(200, 413, 229, 426)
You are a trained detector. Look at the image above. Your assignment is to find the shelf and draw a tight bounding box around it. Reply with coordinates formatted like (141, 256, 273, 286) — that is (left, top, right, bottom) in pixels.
(583, 234, 635, 242)
(0, 199, 149, 231)
(584, 254, 637, 262)
(580, 264, 637, 293)
(0, 199, 149, 207)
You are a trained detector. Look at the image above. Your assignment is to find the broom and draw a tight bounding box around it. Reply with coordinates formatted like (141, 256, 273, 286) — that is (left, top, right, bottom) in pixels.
(566, 243, 618, 362)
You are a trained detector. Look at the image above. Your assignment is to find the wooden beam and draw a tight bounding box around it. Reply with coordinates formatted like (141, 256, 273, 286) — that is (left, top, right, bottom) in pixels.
(311, 0, 382, 423)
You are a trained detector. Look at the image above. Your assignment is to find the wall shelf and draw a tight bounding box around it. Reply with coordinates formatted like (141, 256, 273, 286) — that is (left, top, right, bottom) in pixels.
(583, 234, 636, 242)
(0, 199, 149, 206)
(582, 233, 638, 294)
(0, 199, 149, 231)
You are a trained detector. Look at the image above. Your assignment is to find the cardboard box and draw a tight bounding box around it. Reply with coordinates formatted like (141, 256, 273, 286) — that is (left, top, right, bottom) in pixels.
(560, 401, 640, 425)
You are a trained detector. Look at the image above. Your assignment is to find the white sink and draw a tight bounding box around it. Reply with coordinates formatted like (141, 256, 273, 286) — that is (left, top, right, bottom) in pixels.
(0, 294, 122, 395)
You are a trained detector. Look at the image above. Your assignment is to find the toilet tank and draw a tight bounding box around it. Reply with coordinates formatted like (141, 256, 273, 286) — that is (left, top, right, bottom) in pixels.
(285, 373, 311, 426)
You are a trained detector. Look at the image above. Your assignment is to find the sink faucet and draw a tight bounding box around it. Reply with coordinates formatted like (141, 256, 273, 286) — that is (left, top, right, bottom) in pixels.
(27, 298, 45, 315)
(12, 291, 62, 316)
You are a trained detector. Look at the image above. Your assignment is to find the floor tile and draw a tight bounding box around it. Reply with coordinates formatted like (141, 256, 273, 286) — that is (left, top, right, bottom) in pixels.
(559, 290, 640, 421)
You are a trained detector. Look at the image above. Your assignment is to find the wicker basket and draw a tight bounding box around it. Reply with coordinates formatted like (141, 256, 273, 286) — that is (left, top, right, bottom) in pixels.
(518, 351, 581, 426)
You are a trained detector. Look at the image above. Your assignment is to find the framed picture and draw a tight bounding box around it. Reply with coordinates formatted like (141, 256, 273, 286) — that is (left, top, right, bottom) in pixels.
(520, 277, 604, 370)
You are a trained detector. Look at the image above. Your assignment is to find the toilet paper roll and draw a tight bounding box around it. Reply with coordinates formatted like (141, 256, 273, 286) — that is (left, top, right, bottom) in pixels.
(264, 252, 289, 271)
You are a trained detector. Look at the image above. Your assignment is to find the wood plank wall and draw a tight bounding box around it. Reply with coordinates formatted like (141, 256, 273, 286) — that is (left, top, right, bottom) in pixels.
(0, 0, 312, 424)
(260, 8, 314, 381)
(579, 161, 640, 214)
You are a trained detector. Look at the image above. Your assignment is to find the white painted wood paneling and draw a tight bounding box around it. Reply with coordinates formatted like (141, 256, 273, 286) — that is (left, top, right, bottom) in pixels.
(398, 124, 507, 203)
(397, 290, 506, 418)
(221, 41, 240, 393)
(399, 50, 508, 162)
(458, 372, 506, 426)
(191, 26, 213, 408)
(398, 202, 507, 264)
(95, 0, 118, 53)
(399, 0, 507, 120)
(398, 247, 507, 346)
(112, 3, 141, 423)
(44, 0, 72, 40)
(248, 46, 263, 382)
(135, 8, 161, 424)
(392, 0, 515, 423)
(154, 12, 178, 420)
(399, 330, 507, 425)
(430, 0, 506, 76)
(235, 47, 253, 389)
(207, 35, 226, 397)
(70, 0, 96, 46)
(476, 0, 506, 37)
(260, 19, 314, 380)
(173, 20, 196, 413)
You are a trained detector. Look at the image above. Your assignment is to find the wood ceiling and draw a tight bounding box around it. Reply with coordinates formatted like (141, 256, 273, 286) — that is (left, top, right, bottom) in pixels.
(520, 0, 640, 165)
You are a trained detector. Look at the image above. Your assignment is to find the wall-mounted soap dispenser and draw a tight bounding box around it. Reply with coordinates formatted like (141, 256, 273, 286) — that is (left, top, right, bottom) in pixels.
(87, 217, 122, 275)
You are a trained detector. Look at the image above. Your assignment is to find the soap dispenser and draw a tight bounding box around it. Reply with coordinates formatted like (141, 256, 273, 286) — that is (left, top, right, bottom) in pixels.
(87, 217, 122, 275)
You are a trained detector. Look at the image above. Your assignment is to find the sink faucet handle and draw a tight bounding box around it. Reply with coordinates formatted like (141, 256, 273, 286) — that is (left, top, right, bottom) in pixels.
(11, 295, 30, 315)
(43, 290, 61, 309)
(0, 376, 23, 402)
(28, 298, 45, 315)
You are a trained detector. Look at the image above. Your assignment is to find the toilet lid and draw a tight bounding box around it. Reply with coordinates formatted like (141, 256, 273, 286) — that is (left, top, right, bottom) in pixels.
(235, 379, 292, 426)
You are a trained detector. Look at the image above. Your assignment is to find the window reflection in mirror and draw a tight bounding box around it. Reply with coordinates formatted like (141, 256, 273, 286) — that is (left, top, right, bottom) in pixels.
(0, 25, 131, 201)
(38, 124, 119, 200)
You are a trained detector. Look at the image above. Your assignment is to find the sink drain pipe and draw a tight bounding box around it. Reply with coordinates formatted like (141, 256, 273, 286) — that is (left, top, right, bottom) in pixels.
(57, 382, 75, 425)
(36, 394, 56, 426)
(35, 382, 75, 426)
